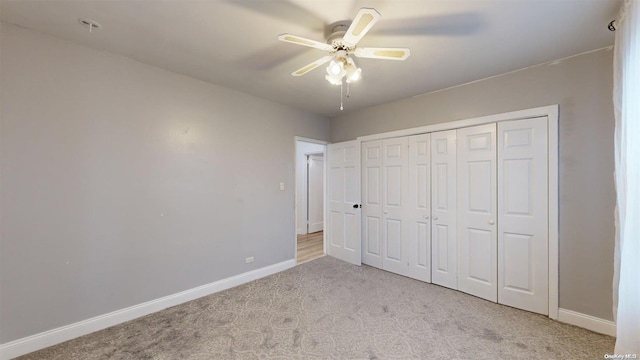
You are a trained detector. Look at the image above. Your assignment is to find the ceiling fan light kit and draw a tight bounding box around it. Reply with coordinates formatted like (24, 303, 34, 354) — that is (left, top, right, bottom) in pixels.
(278, 7, 410, 110)
(324, 51, 362, 86)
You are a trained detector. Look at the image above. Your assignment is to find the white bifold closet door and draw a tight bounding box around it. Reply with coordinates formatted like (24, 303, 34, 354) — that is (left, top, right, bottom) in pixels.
(431, 130, 457, 289)
(362, 140, 383, 268)
(381, 137, 409, 277)
(327, 140, 361, 266)
(498, 117, 549, 314)
(457, 124, 498, 302)
(350, 117, 550, 315)
(363, 136, 432, 282)
(407, 134, 432, 282)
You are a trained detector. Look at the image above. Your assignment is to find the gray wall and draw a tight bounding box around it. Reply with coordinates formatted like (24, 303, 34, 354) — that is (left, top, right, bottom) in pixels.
(332, 48, 616, 321)
(0, 23, 329, 343)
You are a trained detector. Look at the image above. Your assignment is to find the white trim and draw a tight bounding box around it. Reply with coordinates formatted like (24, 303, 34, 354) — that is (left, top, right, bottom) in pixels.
(357, 105, 557, 142)
(294, 136, 329, 145)
(305, 151, 324, 157)
(0, 259, 296, 360)
(558, 308, 617, 337)
(356, 105, 559, 321)
(548, 106, 559, 320)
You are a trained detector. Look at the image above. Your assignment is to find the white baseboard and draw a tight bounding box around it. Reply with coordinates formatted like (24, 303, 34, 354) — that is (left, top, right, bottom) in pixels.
(0, 259, 296, 360)
(558, 308, 617, 337)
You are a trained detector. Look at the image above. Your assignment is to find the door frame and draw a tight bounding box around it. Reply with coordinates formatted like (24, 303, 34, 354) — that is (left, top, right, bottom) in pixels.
(294, 137, 328, 264)
(356, 104, 559, 320)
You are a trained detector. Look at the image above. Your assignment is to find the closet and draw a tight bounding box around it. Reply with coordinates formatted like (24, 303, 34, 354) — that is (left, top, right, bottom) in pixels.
(358, 116, 550, 315)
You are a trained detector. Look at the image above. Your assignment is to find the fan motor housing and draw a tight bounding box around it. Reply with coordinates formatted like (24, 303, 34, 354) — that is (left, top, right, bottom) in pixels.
(326, 20, 352, 49)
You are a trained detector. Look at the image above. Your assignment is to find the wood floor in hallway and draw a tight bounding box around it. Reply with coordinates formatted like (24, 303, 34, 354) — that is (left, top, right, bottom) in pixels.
(297, 231, 324, 264)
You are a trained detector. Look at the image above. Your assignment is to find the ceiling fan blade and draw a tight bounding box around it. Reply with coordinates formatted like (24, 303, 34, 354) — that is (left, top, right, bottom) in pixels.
(278, 34, 333, 51)
(291, 56, 334, 76)
(343, 8, 381, 47)
(354, 47, 411, 61)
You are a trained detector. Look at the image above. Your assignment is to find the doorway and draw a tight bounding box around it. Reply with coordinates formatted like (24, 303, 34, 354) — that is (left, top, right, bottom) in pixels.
(295, 138, 326, 264)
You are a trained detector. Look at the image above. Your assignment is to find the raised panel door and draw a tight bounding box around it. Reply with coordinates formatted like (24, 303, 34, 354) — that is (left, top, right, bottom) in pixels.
(498, 117, 549, 315)
(431, 130, 457, 289)
(457, 124, 497, 302)
(361, 140, 383, 268)
(382, 137, 409, 276)
(408, 134, 431, 282)
(326, 140, 361, 265)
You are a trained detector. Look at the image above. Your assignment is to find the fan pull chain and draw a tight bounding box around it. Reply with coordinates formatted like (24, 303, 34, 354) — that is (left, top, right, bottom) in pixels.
(340, 80, 344, 111)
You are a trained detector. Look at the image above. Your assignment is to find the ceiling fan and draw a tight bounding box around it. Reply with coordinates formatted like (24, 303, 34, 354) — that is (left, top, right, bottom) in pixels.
(278, 8, 411, 86)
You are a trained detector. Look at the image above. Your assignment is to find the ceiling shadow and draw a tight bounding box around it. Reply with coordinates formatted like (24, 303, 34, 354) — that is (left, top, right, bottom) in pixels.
(238, 43, 311, 71)
(225, 0, 325, 32)
(376, 12, 484, 37)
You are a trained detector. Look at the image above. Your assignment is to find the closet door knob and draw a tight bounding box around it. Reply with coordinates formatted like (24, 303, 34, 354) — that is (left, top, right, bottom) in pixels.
(488, 220, 495, 225)
(424, 216, 430, 219)
(433, 216, 438, 221)
(384, 211, 388, 215)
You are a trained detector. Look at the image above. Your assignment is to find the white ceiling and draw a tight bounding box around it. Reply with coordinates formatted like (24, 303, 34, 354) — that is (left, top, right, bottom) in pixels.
(1, 0, 620, 118)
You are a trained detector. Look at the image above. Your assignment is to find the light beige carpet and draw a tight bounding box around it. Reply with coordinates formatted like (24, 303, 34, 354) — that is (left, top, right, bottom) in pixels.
(17, 256, 614, 359)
